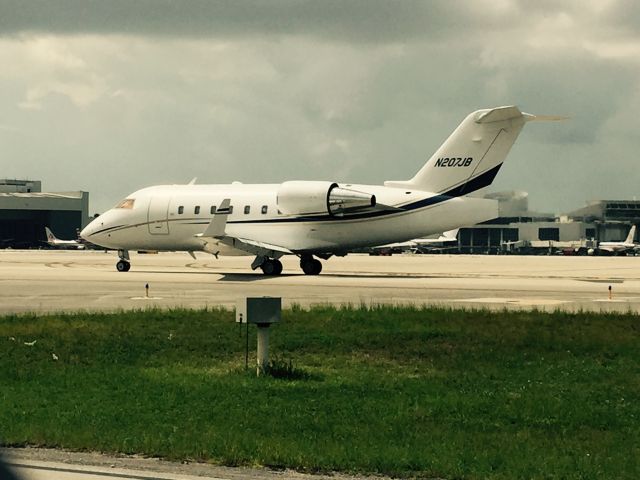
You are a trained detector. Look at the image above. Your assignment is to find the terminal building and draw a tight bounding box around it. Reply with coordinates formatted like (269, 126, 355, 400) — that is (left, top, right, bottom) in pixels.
(0, 179, 90, 248)
(567, 200, 640, 242)
(457, 191, 639, 254)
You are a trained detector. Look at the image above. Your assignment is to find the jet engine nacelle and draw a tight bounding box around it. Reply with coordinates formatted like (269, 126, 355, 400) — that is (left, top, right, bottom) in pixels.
(277, 181, 376, 217)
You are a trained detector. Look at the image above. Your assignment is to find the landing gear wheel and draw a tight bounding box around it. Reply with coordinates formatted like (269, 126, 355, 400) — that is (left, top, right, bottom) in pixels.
(300, 257, 322, 275)
(260, 259, 283, 276)
(116, 260, 130, 272)
(273, 259, 283, 275)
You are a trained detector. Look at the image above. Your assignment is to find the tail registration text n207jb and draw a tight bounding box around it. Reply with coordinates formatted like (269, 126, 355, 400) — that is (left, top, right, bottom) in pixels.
(81, 106, 562, 275)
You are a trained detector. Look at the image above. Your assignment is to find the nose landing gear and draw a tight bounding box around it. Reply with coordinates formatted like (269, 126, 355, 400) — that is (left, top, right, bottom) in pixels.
(116, 260, 130, 272)
(116, 249, 131, 272)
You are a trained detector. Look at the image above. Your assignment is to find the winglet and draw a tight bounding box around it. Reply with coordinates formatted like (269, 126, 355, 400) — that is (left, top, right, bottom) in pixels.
(201, 199, 231, 238)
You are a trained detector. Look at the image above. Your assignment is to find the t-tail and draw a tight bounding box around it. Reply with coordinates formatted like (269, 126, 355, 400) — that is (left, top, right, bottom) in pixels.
(385, 106, 566, 195)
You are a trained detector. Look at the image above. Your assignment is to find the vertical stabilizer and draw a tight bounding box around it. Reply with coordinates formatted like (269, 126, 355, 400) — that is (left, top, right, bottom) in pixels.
(45, 227, 57, 243)
(385, 106, 531, 195)
(625, 225, 636, 244)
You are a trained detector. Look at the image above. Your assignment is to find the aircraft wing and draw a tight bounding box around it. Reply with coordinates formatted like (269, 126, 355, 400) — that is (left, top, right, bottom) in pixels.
(196, 200, 293, 258)
(199, 235, 292, 259)
(220, 236, 292, 257)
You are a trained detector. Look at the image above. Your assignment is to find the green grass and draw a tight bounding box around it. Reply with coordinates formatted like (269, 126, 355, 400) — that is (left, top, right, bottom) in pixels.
(1, 306, 639, 479)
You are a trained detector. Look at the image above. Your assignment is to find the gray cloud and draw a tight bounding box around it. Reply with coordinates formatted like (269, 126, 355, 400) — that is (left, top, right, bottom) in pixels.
(0, 0, 512, 42)
(0, 1, 639, 214)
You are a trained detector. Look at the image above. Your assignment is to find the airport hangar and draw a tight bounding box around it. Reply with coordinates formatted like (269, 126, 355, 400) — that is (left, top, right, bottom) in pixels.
(0, 179, 90, 248)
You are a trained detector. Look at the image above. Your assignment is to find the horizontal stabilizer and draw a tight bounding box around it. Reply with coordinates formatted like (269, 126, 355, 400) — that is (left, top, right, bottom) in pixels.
(475, 106, 524, 124)
(523, 114, 570, 122)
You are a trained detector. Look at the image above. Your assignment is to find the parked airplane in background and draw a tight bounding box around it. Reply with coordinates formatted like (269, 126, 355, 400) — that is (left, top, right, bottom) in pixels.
(412, 229, 460, 252)
(597, 225, 638, 254)
(45, 227, 85, 249)
(81, 106, 562, 274)
(369, 229, 459, 255)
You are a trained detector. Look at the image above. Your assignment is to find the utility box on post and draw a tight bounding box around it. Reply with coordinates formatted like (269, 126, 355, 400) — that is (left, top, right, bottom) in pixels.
(236, 297, 281, 375)
(236, 297, 281, 326)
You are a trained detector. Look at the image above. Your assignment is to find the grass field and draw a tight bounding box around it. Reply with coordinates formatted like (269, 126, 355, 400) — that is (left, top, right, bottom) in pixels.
(1, 306, 639, 479)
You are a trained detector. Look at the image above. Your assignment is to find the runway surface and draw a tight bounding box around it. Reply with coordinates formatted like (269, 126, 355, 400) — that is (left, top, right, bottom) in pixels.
(1, 250, 639, 313)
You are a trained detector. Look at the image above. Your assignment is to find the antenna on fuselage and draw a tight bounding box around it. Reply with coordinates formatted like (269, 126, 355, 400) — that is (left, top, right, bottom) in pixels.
(188, 177, 197, 185)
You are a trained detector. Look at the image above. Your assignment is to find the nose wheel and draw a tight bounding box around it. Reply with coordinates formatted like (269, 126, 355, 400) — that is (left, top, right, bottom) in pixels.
(116, 249, 131, 272)
(116, 260, 131, 272)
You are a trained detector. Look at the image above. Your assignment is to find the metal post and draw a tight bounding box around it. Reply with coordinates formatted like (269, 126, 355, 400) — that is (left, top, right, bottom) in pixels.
(236, 297, 280, 374)
(245, 319, 249, 370)
(256, 325, 270, 376)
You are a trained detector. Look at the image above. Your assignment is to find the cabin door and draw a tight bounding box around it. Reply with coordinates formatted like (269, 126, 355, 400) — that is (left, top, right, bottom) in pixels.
(148, 196, 170, 234)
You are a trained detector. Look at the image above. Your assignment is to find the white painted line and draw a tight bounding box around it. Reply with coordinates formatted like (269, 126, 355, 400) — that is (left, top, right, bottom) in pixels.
(593, 297, 640, 303)
(455, 297, 570, 306)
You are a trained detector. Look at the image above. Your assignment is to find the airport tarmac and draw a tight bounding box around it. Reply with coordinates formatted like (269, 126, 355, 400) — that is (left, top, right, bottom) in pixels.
(0, 250, 639, 313)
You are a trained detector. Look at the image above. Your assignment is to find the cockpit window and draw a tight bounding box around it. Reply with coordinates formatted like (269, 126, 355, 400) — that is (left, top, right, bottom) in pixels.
(115, 199, 135, 209)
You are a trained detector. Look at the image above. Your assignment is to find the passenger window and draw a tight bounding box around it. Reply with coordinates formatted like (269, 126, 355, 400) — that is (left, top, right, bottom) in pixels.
(244, 205, 250, 214)
(178, 206, 184, 214)
(194, 206, 200, 214)
(261, 205, 268, 214)
(210, 206, 216, 214)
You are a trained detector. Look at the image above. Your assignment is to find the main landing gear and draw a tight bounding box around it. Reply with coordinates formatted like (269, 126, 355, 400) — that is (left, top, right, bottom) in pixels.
(260, 258, 283, 275)
(252, 255, 283, 276)
(252, 254, 323, 275)
(300, 254, 322, 275)
(116, 249, 131, 272)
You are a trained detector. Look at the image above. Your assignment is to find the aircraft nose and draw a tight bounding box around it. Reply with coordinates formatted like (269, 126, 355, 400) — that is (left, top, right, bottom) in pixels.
(80, 217, 102, 241)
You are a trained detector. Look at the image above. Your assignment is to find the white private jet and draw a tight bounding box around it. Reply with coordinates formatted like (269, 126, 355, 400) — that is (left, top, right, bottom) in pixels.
(369, 229, 459, 254)
(597, 225, 638, 254)
(45, 227, 85, 249)
(81, 106, 561, 274)
(413, 228, 460, 252)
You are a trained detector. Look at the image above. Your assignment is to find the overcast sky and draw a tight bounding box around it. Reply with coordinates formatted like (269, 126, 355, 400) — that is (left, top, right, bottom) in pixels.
(0, 0, 638, 214)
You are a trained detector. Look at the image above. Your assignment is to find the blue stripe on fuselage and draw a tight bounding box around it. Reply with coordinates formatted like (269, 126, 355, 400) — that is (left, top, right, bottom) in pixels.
(227, 163, 502, 225)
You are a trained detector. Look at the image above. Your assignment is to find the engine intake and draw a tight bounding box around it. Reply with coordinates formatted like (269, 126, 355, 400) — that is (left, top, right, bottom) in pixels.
(277, 181, 376, 217)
